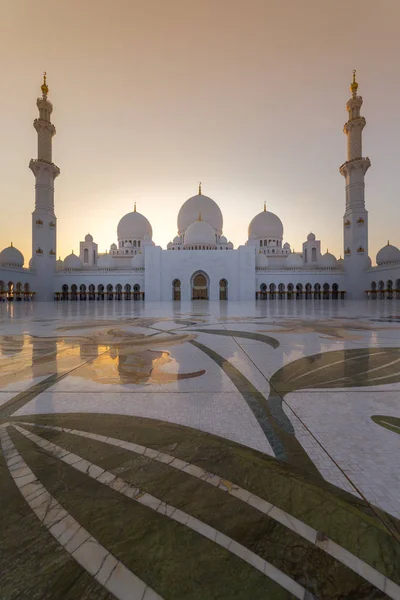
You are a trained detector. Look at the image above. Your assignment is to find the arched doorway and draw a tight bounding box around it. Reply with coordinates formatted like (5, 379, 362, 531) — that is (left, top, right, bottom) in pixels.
(192, 272, 208, 300)
(173, 279, 181, 301)
(219, 279, 227, 300)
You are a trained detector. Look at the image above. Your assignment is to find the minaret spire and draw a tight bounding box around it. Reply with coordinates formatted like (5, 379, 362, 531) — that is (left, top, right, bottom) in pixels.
(350, 69, 358, 98)
(339, 70, 370, 297)
(41, 72, 49, 99)
(29, 73, 60, 301)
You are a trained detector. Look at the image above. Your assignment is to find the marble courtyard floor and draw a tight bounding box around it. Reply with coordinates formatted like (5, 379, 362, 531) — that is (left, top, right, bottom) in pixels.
(1, 300, 400, 599)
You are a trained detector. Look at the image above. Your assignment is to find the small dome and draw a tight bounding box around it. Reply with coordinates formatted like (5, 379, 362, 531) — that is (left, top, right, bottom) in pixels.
(97, 253, 114, 269)
(56, 258, 64, 270)
(184, 219, 217, 247)
(0, 244, 24, 268)
(117, 209, 152, 240)
(320, 251, 337, 268)
(219, 235, 227, 244)
(285, 253, 303, 268)
(110, 243, 117, 251)
(29, 257, 34, 269)
(132, 253, 145, 268)
(376, 243, 400, 266)
(124, 241, 132, 248)
(337, 257, 344, 267)
(85, 233, 93, 242)
(178, 192, 223, 235)
(307, 232, 316, 242)
(367, 256, 372, 268)
(283, 242, 291, 250)
(173, 236, 180, 244)
(248, 208, 284, 240)
(64, 252, 82, 270)
(256, 253, 269, 268)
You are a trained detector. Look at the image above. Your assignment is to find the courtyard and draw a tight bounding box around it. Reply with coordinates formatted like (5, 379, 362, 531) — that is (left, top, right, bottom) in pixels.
(1, 299, 400, 599)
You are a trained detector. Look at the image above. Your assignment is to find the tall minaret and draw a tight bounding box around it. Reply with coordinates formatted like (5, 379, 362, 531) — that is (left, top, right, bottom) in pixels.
(339, 70, 370, 297)
(29, 73, 60, 301)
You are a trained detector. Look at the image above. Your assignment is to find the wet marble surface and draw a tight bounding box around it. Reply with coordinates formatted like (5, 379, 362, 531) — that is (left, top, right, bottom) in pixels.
(1, 300, 400, 599)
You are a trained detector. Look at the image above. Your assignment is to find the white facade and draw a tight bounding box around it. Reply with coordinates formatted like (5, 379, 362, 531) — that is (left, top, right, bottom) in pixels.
(1, 72, 400, 302)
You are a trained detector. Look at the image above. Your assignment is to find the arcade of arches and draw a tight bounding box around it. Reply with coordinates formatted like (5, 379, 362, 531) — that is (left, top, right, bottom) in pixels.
(55, 283, 143, 301)
(256, 282, 346, 300)
(0, 281, 33, 301)
(366, 279, 400, 299)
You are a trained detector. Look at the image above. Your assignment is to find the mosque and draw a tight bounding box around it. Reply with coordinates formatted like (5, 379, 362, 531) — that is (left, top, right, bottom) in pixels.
(0, 72, 399, 302)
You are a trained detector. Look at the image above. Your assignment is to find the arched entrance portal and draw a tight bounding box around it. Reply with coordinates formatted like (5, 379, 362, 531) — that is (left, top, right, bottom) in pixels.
(173, 279, 181, 301)
(219, 279, 227, 300)
(192, 273, 208, 300)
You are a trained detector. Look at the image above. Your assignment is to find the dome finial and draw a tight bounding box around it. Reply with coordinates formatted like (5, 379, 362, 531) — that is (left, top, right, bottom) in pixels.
(134, 201, 136, 212)
(10, 241, 13, 247)
(350, 69, 358, 97)
(263, 201, 266, 212)
(41, 71, 49, 98)
(387, 240, 390, 246)
(198, 181, 202, 195)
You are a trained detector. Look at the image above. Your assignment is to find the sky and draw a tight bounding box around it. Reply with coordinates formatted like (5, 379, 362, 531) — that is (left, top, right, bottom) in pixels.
(0, 0, 399, 264)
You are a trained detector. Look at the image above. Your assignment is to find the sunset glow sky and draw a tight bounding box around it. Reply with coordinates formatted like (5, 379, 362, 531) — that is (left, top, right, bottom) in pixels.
(1, 0, 399, 263)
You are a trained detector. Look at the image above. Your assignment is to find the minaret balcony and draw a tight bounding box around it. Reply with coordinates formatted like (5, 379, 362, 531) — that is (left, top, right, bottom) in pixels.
(339, 156, 371, 177)
(29, 158, 60, 178)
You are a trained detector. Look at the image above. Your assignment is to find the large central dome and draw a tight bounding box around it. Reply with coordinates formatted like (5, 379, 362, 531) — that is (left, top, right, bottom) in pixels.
(117, 209, 152, 240)
(178, 192, 223, 235)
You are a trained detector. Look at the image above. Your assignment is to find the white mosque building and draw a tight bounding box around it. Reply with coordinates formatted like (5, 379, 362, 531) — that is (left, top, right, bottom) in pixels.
(1, 72, 400, 302)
